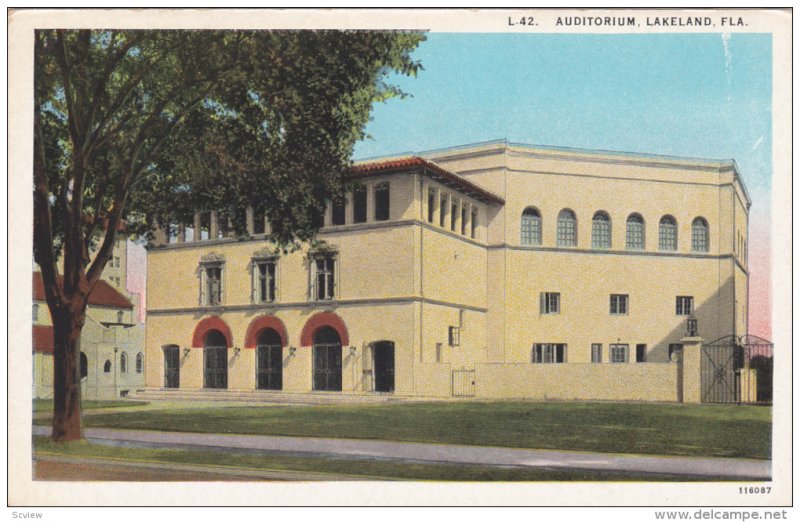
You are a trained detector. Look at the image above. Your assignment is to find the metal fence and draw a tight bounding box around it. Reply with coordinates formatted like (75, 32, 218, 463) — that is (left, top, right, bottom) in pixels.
(702, 335, 773, 405)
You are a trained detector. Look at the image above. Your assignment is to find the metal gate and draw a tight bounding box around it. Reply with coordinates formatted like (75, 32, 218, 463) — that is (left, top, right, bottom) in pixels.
(452, 370, 475, 397)
(702, 335, 773, 404)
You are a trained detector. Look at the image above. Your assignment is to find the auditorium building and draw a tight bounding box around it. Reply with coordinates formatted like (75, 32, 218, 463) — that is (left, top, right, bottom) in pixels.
(142, 140, 750, 401)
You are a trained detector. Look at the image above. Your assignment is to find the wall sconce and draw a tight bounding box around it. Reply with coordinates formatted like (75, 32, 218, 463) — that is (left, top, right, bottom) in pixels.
(350, 346, 357, 356)
(183, 348, 191, 357)
(234, 347, 241, 356)
(289, 347, 297, 356)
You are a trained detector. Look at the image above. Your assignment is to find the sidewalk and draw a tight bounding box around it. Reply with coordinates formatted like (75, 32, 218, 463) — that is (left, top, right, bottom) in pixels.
(31, 425, 771, 480)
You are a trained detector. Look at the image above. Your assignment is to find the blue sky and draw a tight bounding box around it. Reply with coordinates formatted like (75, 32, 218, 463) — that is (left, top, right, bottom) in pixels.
(354, 33, 772, 206)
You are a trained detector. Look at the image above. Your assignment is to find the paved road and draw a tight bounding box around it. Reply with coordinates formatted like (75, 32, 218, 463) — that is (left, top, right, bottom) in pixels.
(32, 425, 771, 480)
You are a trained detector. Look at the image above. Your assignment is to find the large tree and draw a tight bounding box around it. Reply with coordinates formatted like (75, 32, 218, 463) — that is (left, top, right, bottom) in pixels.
(34, 29, 424, 441)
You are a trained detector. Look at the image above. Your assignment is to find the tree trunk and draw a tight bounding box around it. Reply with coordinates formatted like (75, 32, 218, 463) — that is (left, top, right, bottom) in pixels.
(50, 307, 84, 442)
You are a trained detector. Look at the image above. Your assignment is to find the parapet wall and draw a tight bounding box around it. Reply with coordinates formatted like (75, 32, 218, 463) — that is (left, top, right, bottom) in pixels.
(475, 362, 679, 402)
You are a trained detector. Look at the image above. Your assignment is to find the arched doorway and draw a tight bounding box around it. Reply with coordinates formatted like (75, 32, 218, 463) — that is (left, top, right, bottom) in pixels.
(204, 330, 228, 389)
(313, 326, 342, 392)
(373, 341, 395, 393)
(256, 328, 283, 390)
(163, 345, 180, 388)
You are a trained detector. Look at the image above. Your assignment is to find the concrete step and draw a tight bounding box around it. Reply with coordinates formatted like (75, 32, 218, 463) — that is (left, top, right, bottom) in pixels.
(128, 387, 415, 405)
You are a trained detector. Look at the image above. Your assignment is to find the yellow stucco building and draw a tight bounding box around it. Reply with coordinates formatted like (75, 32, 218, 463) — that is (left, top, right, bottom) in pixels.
(33, 235, 145, 400)
(143, 140, 750, 401)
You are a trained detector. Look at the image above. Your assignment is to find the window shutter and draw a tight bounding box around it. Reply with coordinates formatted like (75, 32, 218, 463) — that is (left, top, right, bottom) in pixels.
(220, 266, 224, 304)
(199, 267, 206, 306)
(251, 262, 258, 303)
(308, 261, 314, 300)
(539, 293, 545, 314)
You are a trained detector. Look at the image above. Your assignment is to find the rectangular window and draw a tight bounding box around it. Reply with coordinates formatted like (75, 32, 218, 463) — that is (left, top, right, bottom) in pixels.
(353, 185, 367, 224)
(204, 265, 223, 306)
(540, 292, 560, 314)
(471, 209, 478, 239)
(636, 344, 647, 363)
(610, 294, 628, 315)
(200, 212, 211, 240)
(532, 343, 567, 363)
(609, 344, 628, 363)
(461, 207, 467, 235)
(113, 256, 120, 268)
(253, 210, 266, 234)
(374, 183, 390, 221)
(253, 260, 277, 303)
(591, 343, 602, 363)
(313, 256, 336, 301)
(33, 303, 39, 322)
(427, 189, 436, 223)
(448, 326, 460, 347)
(435, 343, 443, 363)
(439, 195, 448, 228)
(332, 199, 346, 226)
(450, 202, 458, 231)
(676, 296, 693, 316)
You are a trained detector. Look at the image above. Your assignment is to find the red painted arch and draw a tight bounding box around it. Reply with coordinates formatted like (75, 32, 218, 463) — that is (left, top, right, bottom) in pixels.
(244, 315, 289, 349)
(191, 316, 234, 348)
(299, 311, 349, 346)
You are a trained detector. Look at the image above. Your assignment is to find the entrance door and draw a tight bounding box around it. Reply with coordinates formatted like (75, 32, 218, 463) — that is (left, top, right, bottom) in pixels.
(256, 328, 283, 390)
(204, 330, 228, 389)
(163, 345, 179, 388)
(373, 341, 395, 393)
(313, 326, 342, 392)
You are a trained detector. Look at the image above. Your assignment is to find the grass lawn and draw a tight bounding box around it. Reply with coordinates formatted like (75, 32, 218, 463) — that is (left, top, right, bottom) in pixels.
(32, 436, 720, 481)
(33, 399, 149, 412)
(65, 401, 771, 460)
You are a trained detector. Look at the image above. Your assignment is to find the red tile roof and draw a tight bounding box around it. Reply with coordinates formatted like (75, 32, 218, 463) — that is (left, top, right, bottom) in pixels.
(350, 157, 505, 205)
(33, 325, 54, 353)
(32, 272, 133, 309)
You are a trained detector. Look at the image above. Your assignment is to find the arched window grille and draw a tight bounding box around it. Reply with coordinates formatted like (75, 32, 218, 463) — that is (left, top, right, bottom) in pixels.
(659, 216, 677, 251)
(521, 208, 541, 245)
(591, 211, 611, 249)
(626, 214, 645, 250)
(557, 209, 577, 247)
(691, 217, 709, 252)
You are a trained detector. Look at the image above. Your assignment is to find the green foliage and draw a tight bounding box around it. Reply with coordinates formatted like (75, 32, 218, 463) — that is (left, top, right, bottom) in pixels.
(35, 29, 425, 254)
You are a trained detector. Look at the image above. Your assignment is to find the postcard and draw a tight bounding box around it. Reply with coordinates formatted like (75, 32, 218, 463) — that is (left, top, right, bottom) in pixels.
(7, 7, 792, 512)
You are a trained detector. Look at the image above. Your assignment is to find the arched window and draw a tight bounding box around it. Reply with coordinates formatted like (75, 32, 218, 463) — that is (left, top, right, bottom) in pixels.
(591, 211, 611, 249)
(103, 360, 112, 373)
(521, 207, 541, 245)
(557, 209, 577, 247)
(120, 352, 128, 373)
(658, 215, 677, 251)
(692, 217, 709, 252)
(80, 352, 88, 379)
(136, 352, 144, 373)
(626, 214, 645, 250)
(117, 311, 124, 323)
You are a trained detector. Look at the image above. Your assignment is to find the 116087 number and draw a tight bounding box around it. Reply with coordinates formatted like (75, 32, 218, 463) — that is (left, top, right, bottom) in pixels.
(739, 486, 771, 494)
